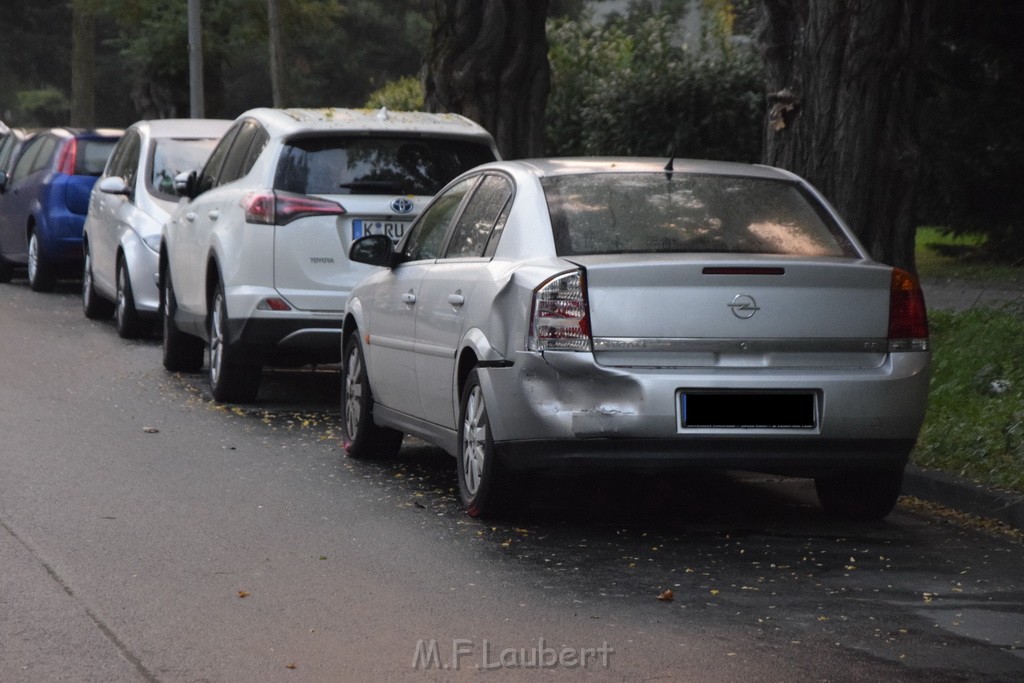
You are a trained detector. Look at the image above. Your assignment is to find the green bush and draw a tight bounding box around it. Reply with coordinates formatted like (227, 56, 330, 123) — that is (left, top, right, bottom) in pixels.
(545, 12, 763, 160)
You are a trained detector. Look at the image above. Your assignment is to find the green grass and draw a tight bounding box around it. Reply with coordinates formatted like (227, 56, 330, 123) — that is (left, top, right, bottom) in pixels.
(915, 226, 1024, 285)
(912, 308, 1024, 492)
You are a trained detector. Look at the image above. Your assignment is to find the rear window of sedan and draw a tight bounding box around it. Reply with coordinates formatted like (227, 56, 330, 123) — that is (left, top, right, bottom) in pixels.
(274, 136, 495, 196)
(542, 173, 859, 258)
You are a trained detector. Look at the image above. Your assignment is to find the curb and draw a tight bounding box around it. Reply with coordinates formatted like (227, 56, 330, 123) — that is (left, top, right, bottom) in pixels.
(902, 464, 1024, 531)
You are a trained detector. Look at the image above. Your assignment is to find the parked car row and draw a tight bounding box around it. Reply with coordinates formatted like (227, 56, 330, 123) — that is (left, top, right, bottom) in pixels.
(0, 126, 122, 289)
(2, 111, 931, 522)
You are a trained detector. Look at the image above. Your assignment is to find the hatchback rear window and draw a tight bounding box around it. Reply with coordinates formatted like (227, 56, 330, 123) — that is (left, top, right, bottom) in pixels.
(542, 173, 858, 258)
(274, 136, 495, 196)
(77, 139, 118, 176)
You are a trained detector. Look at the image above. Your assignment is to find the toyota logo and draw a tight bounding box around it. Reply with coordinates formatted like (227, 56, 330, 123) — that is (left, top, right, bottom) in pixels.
(391, 197, 414, 214)
(728, 294, 760, 319)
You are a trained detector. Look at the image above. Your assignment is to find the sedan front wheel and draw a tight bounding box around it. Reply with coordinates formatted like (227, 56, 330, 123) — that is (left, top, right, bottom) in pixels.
(341, 332, 402, 459)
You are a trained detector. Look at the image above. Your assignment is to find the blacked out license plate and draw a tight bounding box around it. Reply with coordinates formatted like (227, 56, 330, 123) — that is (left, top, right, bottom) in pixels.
(679, 392, 816, 429)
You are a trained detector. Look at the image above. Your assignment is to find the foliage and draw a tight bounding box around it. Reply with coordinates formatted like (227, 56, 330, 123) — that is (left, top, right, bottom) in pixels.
(13, 89, 71, 126)
(917, 1, 1024, 263)
(364, 76, 425, 111)
(545, 10, 763, 160)
(913, 308, 1024, 493)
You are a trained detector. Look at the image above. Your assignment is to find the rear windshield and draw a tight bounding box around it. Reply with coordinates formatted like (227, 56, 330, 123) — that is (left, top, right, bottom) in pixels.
(149, 137, 219, 200)
(77, 139, 118, 176)
(542, 173, 858, 258)
(274, 136, 495, 196)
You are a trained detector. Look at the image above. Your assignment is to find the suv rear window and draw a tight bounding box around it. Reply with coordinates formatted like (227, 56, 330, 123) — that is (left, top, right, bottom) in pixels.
(274, 136, 495, 196)
(542, 173, 858, 258)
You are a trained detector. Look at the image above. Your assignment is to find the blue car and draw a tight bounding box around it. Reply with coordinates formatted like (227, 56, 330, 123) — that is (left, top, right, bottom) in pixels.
(0, 127, 122, 290)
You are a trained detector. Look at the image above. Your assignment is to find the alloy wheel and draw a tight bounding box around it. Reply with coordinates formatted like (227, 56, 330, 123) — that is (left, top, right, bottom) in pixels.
(344, 345, 364, 441)
(461, 385, 487, 497)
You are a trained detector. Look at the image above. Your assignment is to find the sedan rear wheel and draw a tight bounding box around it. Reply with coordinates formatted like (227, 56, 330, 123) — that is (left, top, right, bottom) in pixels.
(208, 282, 261, 403)
(27, 230, 55, 292)
(815, 468, 904, 521)
(457, 369, 516, 518)
(82, 247, 114, 319)
(161, 267, 204, 372)
(115, 255, 145, 338)
(341, 332, 403, 459)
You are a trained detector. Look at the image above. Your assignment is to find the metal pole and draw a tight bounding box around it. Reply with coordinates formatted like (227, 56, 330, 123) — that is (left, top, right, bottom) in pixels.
(268, 0, 283, 107)
(188, 0, 205, 118)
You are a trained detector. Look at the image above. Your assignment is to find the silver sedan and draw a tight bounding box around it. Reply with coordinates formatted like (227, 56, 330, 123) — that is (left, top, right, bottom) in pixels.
(341, 158, 931, 520)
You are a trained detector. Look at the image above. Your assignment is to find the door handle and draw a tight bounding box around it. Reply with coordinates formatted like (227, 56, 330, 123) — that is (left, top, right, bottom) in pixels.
(401, 291, 417, 305)
(447, 293, 465, 307)
(185, 212, 196, 223)
(208, 210, 220, 220)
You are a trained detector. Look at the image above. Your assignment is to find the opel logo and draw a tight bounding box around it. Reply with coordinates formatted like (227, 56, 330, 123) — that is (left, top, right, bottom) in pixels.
(391, 197, 414, 214)
(728, 294, 760, 319)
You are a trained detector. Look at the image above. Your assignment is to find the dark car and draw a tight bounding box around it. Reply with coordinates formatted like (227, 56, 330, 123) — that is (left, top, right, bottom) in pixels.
(0, 127, 122, 290)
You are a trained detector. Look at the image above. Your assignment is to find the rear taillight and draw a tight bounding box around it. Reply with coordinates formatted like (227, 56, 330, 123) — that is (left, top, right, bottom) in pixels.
(242, 190, 345, 226)
(528, 270, 592, 352)
(56, 139, 78, 175)
(888, 268, 929, 351)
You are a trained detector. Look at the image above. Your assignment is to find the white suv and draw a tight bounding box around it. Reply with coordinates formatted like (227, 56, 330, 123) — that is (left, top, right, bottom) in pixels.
(159, 107, 498, 402)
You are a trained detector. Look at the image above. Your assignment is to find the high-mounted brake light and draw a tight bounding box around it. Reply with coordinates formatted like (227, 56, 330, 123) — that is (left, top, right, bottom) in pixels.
(243, 190, 346, 226)
(56, 138, 78, 175)
(888, 268, 929, 351)
(528, 270, 592, 352)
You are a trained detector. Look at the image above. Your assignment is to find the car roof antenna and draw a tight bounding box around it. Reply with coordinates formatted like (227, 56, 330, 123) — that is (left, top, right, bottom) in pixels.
(664, 141, 680, 180)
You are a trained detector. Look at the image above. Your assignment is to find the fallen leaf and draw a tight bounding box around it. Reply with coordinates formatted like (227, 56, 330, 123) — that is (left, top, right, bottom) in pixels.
(238, 590, 251, 598)
(657, 589, 674, 602)
(285, 662, 297, 670)
(142, 427, 159, 434)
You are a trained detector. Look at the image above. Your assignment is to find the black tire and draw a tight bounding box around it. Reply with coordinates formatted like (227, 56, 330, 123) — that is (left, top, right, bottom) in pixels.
(0, 244, 12, 284)
(82, 246, 114, 319)
(457, 369, 516, 518)
(341, 332, 403, 459)
(115, 254, 145, 339)
(815, 468, 904, 521)
(161, 265, 204, 372)
(208, 281, 261, 403)
(27, 230, 55, 292)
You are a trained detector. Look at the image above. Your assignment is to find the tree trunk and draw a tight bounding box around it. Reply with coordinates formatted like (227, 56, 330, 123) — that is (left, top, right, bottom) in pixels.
(70, 0, 96, 127)
(424, 0, 550, 159)
(758, 0, 931, 271)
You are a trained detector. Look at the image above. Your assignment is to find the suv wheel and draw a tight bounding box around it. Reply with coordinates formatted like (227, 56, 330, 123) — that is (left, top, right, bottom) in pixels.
(208, 281, 261, 402)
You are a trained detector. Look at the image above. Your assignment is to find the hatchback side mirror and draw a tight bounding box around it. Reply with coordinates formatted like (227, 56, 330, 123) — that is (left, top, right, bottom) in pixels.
(349, 234, 396, 267)
(0, 172, 8, 194)
(98, 176, 131, 196)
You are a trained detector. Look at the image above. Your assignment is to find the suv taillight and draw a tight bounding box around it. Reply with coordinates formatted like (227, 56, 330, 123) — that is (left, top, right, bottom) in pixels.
(888, 268, 929, 351)
(528, 270, 592, 352)
(243, 190, 345, 226)
(56, 138, 78, 175)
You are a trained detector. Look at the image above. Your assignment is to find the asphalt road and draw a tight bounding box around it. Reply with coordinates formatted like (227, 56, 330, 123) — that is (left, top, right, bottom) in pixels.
(1, 278, 1022, 682)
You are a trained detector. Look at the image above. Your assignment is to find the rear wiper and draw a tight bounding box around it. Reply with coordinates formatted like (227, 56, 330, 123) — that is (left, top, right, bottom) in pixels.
(338, 180, 407, 194)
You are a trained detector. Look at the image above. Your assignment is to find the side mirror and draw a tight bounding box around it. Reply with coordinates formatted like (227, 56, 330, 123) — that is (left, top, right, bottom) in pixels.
(98, 176, 131, 196)
(0, 172, 7, 194)
(349, 234, 396, 267)
(174, 170, 198, 199)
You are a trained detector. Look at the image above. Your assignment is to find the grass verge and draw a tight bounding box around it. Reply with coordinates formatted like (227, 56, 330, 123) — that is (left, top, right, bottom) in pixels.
(912, 308, 1024, 493)
(916, 227, 1024, 285)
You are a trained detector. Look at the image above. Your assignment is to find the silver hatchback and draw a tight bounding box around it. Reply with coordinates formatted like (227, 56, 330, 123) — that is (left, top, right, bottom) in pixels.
(342, 158, 930, 520)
